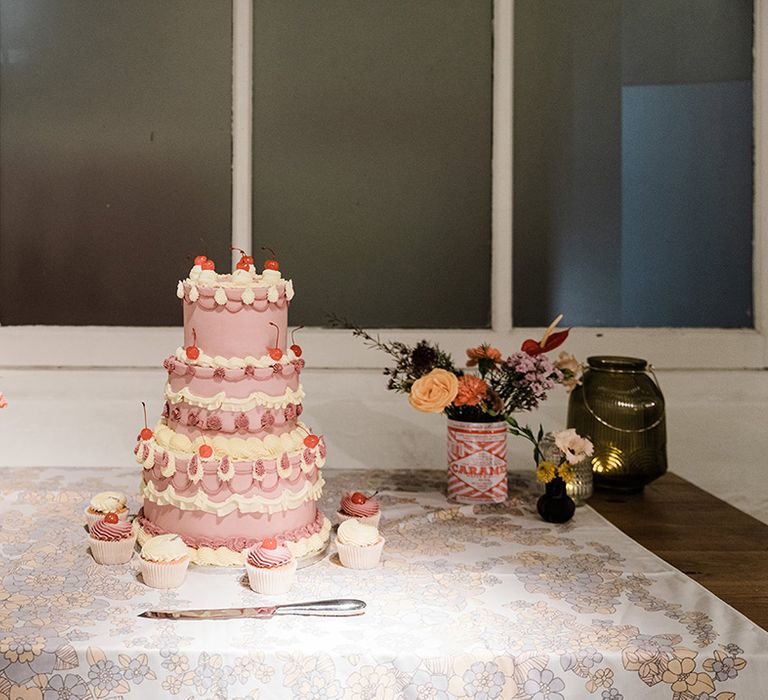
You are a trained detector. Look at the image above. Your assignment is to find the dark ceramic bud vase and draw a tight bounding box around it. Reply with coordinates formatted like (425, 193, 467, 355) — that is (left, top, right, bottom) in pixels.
(537, 476, 576, 523)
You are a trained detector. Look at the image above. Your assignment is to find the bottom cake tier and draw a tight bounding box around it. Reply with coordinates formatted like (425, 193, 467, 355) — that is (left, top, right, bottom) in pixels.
(136, 501, 331, 567)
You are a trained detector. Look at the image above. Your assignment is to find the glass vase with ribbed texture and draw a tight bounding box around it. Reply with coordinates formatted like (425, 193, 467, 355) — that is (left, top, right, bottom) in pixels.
(567, 356, 666, 493)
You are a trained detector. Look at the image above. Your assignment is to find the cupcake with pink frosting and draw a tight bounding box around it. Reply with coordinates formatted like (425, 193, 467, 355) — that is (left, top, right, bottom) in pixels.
(335, 519, 385, 570)
(245, 538, 297, 595)
(85, 491, 130, 528)
(89, 514, 136, 565)
(337, 491, 381, 527)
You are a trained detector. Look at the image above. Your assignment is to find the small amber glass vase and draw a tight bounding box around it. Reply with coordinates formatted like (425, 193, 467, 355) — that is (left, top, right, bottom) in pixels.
(567, 356, 666, 493)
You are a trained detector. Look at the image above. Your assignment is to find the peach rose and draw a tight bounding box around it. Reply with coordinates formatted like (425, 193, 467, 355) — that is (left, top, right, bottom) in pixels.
(409, 369, 459, 413)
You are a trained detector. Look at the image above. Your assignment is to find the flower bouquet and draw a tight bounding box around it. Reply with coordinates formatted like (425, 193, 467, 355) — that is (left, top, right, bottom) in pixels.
(335, 314, 581, 503)
(536, 429, 594, 522)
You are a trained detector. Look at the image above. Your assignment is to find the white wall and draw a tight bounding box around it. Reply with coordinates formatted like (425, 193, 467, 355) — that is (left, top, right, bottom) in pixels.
(1, 367, 766, 525)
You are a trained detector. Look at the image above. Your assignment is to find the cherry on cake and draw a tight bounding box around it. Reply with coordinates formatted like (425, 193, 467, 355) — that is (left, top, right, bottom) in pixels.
(134, 253, 331, 566)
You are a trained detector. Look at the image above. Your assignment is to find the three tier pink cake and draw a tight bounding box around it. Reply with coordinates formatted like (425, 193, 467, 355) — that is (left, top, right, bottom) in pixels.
(134, 252, 331, 566)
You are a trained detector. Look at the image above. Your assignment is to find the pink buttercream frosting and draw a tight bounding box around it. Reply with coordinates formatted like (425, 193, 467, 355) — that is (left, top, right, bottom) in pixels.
(90, 519, 134, 542)
(247, 542, 293, 568)
(339, 492, 380, 518)
(137, 505, 325, 551)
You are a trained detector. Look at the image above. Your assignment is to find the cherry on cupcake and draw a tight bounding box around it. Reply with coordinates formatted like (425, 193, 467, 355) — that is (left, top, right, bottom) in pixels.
(138, 401, 153, 440)
(261, 537, 277, 550)
(350, 492, 368, 505)
(290, 326, 304, 357)
(268, 322, 283, 361)
(186, 329, 201, 360)
(262, 246, 279, 271)
(104, 512, 120, 524)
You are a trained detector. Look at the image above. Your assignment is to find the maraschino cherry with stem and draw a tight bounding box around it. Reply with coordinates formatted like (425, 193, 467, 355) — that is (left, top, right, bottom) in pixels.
(350, 490, 379, 505)
(232, 247, 254, 271)
(138, 401, 153, 441)
(262, 246, 279, 271)
(192, 254, 215, 270)
(297, 425, 320, 449)
(261, 537, 277, 550)
(186, 329, 200, 360)
(290, 326, 304, 357)
(268, 322, 283, 361)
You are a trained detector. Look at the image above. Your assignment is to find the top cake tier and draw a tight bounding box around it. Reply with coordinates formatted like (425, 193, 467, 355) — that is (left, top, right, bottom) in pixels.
(177, 264, 295, 359)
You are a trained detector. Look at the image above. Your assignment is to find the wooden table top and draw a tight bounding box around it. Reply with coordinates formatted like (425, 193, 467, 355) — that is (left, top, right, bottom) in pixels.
(589, 472, 768, 631)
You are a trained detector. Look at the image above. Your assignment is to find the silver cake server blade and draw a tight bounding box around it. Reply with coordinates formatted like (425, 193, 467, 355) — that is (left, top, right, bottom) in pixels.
(139, 598, 366, 620)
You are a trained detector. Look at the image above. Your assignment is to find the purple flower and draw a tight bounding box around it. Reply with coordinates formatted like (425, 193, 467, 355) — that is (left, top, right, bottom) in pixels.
(44, 673, 89, 700)
(524, 668, 565, 700)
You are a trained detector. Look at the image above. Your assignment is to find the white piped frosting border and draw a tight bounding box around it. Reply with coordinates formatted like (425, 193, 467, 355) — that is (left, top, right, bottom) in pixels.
(164, 384, 305, 412)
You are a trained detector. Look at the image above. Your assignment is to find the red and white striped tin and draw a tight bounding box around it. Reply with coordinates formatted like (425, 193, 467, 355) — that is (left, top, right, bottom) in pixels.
(446, 419, 508, 503)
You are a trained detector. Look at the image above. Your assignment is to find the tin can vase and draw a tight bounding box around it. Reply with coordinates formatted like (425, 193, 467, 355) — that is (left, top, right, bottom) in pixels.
(447, 419, 508, 503)
(567, 355, 666, 493)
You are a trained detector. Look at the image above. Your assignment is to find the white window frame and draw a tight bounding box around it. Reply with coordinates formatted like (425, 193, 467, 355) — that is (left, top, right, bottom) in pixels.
(0, 0, 766, 370)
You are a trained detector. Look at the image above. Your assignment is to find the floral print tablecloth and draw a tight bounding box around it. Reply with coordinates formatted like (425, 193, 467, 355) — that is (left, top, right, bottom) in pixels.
(0, 467, 766, 700)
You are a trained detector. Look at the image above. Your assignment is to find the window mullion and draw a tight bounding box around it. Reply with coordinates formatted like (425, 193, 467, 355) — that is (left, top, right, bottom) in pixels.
(492, 0, 514, 332)
(231, 0, 253, 264)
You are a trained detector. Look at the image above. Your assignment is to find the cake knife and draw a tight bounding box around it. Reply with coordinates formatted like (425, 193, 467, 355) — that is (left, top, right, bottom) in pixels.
(138, 598, 365, 620)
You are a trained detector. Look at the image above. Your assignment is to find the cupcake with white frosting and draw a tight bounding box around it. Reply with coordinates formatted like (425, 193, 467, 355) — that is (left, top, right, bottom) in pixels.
(337, 491, 381, 528)
(245, 538, 297, 595)
(89, 514, 136, 565)
(139, 534, 190, 588)
(85, 491, 129, 528)
(335, 520, 385, 570)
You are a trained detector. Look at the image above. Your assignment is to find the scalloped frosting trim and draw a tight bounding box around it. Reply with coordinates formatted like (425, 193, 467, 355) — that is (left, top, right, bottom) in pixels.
(135, 434, 326, 486)
(152, 421, 308, 459)
(171, 347, 303, 371)
(164, 401, 303, 434)
(177, 270, 295, 308)
(141, 474, 325, 516)
(164, 383, 305, 412)
(135, 516, 331, 567)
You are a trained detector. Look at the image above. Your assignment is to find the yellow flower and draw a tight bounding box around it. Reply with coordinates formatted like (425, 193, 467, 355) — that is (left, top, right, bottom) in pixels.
(536, 461, 556, 483)
(408, 369, 459, 413)
(558, 463, 574, 483)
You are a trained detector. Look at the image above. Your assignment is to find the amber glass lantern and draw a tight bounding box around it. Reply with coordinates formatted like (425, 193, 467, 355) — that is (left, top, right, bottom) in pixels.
(567, 356, 666, 492)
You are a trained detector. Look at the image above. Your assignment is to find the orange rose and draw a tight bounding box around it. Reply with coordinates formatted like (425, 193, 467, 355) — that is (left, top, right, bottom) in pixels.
(409, 369, 459, 413)
(453, 375, 488, 407)
(466, 345, 502, 367)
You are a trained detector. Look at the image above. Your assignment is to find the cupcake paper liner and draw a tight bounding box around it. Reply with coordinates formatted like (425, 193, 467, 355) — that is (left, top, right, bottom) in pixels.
(336, 536, 385, 570)
(246, 559, 297, 595)
(89, 535, 136, 565)
(336, 510, 381, 528)
(140, 557, 190, 589)
(85, 507, 129, 528)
